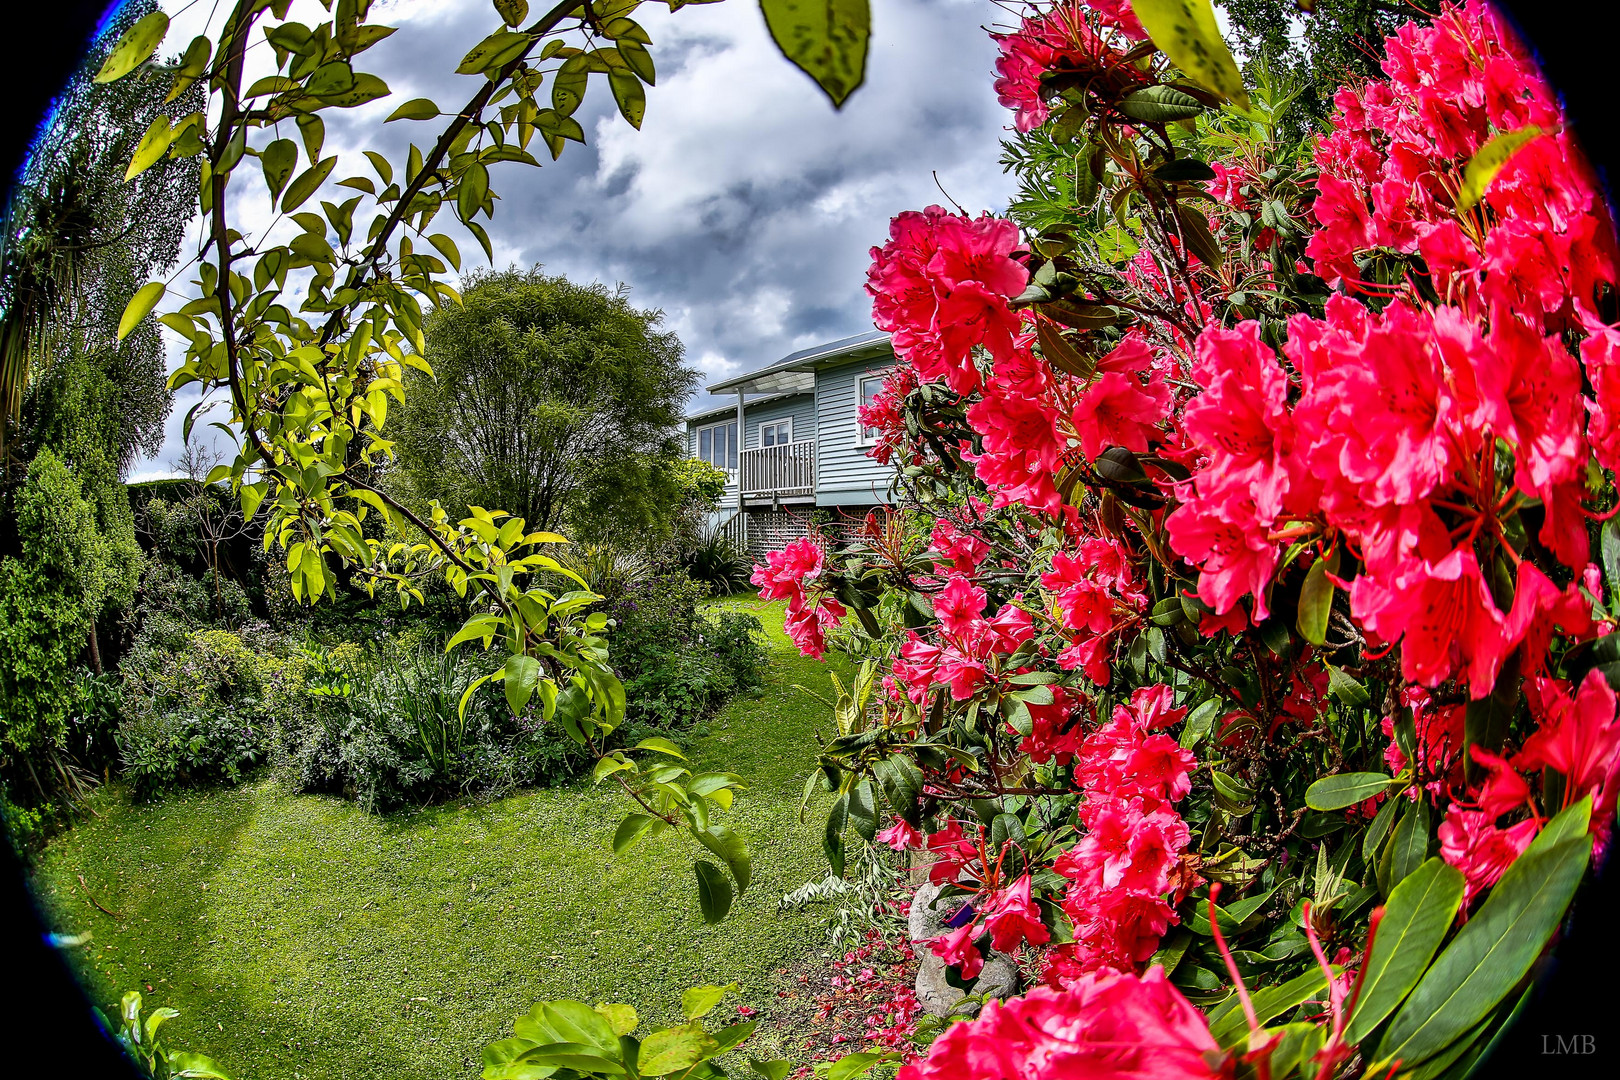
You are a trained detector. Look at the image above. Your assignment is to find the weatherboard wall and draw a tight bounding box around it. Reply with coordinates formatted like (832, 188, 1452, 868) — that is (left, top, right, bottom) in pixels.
(813, 352, 896, 506)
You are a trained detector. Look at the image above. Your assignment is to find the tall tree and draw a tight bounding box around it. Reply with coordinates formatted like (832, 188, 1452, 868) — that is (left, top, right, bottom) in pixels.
(391, 267, 697, 546)
(1222, 0, 1439, 128)
(0, 0, 198, 471)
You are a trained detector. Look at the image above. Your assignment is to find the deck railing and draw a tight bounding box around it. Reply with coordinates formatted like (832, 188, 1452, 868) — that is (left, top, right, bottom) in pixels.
(739, 442, 815, 498)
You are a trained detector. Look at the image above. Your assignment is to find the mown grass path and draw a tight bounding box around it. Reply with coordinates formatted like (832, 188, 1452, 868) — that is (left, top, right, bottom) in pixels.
(32, 598, 846, 1079)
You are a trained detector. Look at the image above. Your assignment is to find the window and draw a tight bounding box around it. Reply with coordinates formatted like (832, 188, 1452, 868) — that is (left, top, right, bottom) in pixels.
(857, 372, 888, 445)
(695, 420, 738, 473)
(760, 420, 792, 447)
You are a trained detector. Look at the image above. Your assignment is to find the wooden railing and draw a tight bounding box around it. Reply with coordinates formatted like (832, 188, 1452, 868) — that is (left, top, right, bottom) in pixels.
(739, 442, 815, 498)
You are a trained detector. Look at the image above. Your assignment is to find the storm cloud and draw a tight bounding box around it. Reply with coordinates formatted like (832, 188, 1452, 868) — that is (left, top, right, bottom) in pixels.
(131, 0, 1019, 478)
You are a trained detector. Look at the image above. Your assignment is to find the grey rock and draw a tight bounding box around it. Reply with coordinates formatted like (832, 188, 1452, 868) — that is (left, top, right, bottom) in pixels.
(908, 881, 1021, 1017)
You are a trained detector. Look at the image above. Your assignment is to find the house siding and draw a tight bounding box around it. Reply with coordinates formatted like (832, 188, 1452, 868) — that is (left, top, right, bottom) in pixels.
(741, 393, 816, 448)
(814, 353, 896, 506)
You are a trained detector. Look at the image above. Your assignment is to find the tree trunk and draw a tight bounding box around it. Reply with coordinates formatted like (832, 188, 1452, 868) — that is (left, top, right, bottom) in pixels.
(86, 621, 103, 675)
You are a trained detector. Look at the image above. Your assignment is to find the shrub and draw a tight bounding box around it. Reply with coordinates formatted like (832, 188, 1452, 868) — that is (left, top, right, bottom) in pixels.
(276, 641, 593, 812)
(680, 532, 752, 595)
(118, 707, 268, 800)
(606, 573, 767, 734)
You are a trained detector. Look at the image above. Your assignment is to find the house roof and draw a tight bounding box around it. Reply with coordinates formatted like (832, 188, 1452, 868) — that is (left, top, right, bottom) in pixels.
(704, 330, 891, 396)
(683, 388, 809, 425)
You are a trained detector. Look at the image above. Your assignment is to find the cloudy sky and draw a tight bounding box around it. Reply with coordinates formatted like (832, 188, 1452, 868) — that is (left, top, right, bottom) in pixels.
(127, 0, 1022, 480)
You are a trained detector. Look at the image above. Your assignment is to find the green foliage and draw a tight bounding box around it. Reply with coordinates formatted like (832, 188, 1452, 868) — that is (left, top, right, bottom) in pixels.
(682, 532, 754, 596)
(0, 451, 122, 785)
(1222, 0, 1439, 129)
(276, 638, 592, 811)
(390, 266, 697, 545)
(608, 574, 768, 734)
(4, 0, 198, 467)
(101, 990, 229, 1080)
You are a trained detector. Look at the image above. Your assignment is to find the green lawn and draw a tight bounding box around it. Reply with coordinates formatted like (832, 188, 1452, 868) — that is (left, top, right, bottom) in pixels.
(32, 597, 847, 1080)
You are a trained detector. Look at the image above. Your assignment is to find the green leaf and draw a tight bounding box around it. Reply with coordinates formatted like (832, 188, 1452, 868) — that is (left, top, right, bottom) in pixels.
(167, 1052, 232, 1079)
(749, 1060, 792, 1080)
(693, 860, 733, 924)
(1208, 964, 1334, 1047)
(458, 29, 535, 76)
(1327, 664, 1370, 706)
(1363, 793, 1401, 864)
(697, 824, 752, 893)
(613, 813, 659, 855)
(387, 97, 441, 122)
(617, 39, 656, 84)
(1119, 84, 1206, 123)
(636, 736, 686, 759)
(1456, 125, 1543, 211)
(1131, 0, 1251, 109)
(282, 155, 338, 213)
(680, 982, 739, 1020)
(1305, 772, 1397, 812)
(594, 1002, 638, 1037)
(845, 779, 877, 841)
(759, 0, 871, 108)
(260, 138, 298, 202)
(1179, 697, 1219, 750)
(1345, 858, 1467, 1045)
(826, 1052, 888, 1080)
(125, 114, 174, 180)
(823, 792, 848, 878)
(872, 753, 922, 824)
(495, 0, 530, 28)
(639, 1022, 719, 1075)
(118, 282, 166, 342)
(503, 654, 541, 714)
(607, 71, 646, 128)
(97, 11, 169, 83)
(1389, 798, 1431, 890)
(1153, 157, 1216, 183)
(1296, 557, 1334, 646)
(1374, 832, 1590, 1070)
(458, 161, 490, 222)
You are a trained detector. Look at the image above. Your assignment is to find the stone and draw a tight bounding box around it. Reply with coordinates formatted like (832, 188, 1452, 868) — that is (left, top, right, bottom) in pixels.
(908, 881, 1021, 1017)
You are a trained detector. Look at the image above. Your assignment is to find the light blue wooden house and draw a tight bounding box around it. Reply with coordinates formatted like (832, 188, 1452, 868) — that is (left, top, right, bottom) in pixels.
(685, 330, 898, 556)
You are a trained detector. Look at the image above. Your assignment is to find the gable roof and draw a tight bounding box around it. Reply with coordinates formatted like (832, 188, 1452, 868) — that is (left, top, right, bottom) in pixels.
(704, 330, 891, 397)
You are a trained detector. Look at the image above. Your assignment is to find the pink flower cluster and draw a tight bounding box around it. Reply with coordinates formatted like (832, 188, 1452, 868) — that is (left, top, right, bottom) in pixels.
(855, 362, 922, 468)
(897, 966, 1226, 1080)
(750, 537, 847, 659)
(1039, 536, 1148, 684)
(891, 574, 1033, 702)
(1169, 294, 1602, 696)
(991, 1, 1148, 133)
(1048, 686, 1198, 979)
(1442, 668, 1620, 904)
(1308, 1, 1615, 337)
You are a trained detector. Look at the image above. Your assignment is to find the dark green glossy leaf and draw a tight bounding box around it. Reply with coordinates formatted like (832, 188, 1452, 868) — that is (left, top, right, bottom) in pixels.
(1375, 822, 1589, 1070)
(693, 860, 733, 924)
(1305, 772, 1396, 812)
(1345, 858, 1466, 1045)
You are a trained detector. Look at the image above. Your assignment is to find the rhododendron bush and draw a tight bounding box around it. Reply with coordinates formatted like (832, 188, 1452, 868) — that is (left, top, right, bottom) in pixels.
(756, 2, 1620, 1078)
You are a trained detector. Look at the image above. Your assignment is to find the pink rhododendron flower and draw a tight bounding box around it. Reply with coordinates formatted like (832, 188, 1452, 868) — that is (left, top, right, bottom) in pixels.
(898, 968, 1226, 1080)
(985, 875, 1052, 953)
(1439, 807, 1540, 908)
(928, 921, 985, 981)
(876, 815, 924, 851)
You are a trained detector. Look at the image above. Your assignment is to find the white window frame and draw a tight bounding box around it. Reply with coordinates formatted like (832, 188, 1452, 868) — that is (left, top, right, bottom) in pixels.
(694, 419, 739, 475)
(855, 370, 891, 447)
(758, 418, 793, 448)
